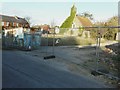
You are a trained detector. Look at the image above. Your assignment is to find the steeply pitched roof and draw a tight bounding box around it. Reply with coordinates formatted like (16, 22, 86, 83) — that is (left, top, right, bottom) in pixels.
(76, 16, 93, 27)
(0, 14, 28, 24)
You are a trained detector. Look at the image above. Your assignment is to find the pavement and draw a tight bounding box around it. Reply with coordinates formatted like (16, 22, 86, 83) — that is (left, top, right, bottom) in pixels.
(2, 50, 108, 88)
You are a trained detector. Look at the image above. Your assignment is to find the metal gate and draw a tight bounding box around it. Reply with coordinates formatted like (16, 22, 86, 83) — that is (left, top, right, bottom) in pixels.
(38, 26, 120, 87)
(57, 26, 120, 86)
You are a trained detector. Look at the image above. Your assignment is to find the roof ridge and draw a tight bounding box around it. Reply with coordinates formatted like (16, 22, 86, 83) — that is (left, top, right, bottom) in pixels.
(0, 14, 24, 19)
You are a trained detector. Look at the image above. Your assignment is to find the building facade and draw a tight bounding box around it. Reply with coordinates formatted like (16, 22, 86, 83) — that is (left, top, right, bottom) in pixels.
(1, 14, 30, 37)
(60, 4, 93, 37)
(1, 15, 29, 29)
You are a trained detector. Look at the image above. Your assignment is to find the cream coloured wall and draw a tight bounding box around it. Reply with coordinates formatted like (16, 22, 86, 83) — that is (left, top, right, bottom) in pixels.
(73, 16, 82, 28)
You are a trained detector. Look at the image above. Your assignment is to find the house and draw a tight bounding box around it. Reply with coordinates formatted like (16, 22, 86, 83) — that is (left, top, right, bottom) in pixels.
(1, 14, 29, 28)
(1, 14, 30, 37)
(40, 24, 50, 34)
(1, 15, 42, 49)
(72, 15, 93, 37)
(1, 14, 31, 48)
(60, 4, 93, 37)
(33, 24, 50, 34)
(72, 15, 93, 29)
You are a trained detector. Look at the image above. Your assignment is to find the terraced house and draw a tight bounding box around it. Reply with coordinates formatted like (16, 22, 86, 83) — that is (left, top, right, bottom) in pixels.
(1, 14, 30, 36)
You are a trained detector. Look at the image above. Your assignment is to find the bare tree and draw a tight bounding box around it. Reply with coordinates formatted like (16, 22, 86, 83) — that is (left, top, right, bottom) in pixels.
(51, 19, 56, 28)
(25, 16, 31, 26)
(78, 12, 94, 20)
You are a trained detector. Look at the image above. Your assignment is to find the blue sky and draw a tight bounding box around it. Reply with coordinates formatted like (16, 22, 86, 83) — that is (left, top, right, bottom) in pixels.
(0, 1, 118, 26)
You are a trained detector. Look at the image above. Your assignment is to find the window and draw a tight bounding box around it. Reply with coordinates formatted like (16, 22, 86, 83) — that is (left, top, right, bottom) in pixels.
(6, 22, 9, 26)
(2, 22, 4, 26)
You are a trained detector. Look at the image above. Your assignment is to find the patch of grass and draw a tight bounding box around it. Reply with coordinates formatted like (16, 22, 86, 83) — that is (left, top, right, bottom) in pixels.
(41, 35, 96, 46)
(76, 38, 96, 45)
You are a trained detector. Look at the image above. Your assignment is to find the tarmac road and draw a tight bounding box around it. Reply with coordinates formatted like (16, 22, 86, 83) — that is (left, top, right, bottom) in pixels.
(2, 50, 107, 88)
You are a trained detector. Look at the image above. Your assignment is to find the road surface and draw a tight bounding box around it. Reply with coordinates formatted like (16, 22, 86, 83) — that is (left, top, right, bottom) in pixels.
(2, 50, 107, 88)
